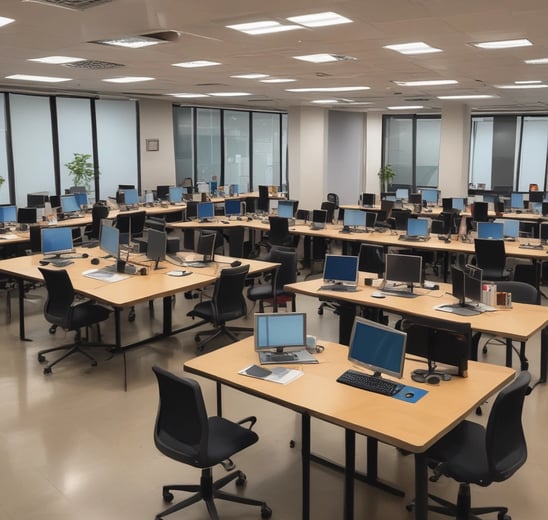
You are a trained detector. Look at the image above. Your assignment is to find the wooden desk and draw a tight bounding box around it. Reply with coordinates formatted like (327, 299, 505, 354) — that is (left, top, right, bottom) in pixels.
(184, 337, 515, 520)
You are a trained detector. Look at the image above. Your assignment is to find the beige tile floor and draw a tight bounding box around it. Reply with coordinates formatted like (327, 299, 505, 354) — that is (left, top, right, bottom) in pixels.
(0, 269, 547, 520)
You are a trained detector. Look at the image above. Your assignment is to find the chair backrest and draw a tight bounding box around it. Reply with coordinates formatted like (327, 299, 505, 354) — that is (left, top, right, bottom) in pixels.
(212, 264, 250, 321)
(227, 226, 245, 257)
(268, 216, 292, 246)
(320, 201, 336, 223)
(90, 204, 110, 239)
(327, 193, 339, 208)
(358, 243, 385, 276)
(269, 248, 297, 289)
(392, 209, 411, 230)
(185, 201, 199, 220)
(494, 281, 538, 304)
(152, 365, 210, 467)
(258, 185, 270, 213)
(486, 371, 530, 482)
(38, 268, 75, 328)
(474, 239, 507, 273)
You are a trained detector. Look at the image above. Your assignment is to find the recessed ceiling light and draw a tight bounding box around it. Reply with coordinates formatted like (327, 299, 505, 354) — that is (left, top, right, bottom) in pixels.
(5, 74, 71, 83)
(28, 56, 85, 64)
(472, 39, 532, 49)
(515, 80, 542, 84)
(208, 92, 251, 97)
(393, 80, 458, 87)
(287, 12, 352, 27)
(312, 99, 338, 104)
(226, 21, 302, 35)
(286, 86, 369, 92)
(260, 78, 296, 83)
(383, 42, 442, 55)
(169, 93, 210, 98)
(231, 74, 269, 79)
(494, 83, 548, 89)
(0, 16, 15, 28)
(172, 60, 221, 68)
(293, 53, 356, 63)
(525, 58, 548, 64)
(102, 77, 154, 83)
(437, 94, 496, 99)
(94, 36, 164, 48)
(387, 105, 424, 110)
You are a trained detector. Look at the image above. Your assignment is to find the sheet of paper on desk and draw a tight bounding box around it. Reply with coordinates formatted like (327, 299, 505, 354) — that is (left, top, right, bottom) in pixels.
(82, 269, 129, 283)
(0, 234, 19, 240)
(239, 364, 304, 385)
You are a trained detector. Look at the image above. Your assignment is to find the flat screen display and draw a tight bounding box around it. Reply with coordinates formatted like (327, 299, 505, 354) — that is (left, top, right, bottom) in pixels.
(361, 193, 375, 206)
(74, 192, 88, 207)
(278, 200, 295, 219)
(494, 218, 519, 238)
(477, 222, 503, 240)
(323, 254, 358, 285)
(385, 253, 422, 285)
(395, 188, 409, 200)
(529, 191, 544, 203)
(17, 207, 37, 224)
(421, 189, 439, 204)
(407, 218, 428, 237)
(169, 186, 184, 203)
(312, 209, 327, 223)
(197, 202, 214, 220)
(343, 209, 366, 228)
(0, 205, 17, 223)
(254, 312, 306, 352)
(99, 223, 120, 259)
(122, 189, 138, 206)
(196, 231, 216, 261)
(146, 229, 167, 266)
(409, 193, 422, 205)
(41, 227, 73, 257)
(347, 317, 407, 379)
(61, 195, 80, 214)
(511, 193, 523, 209)
(144, 191, 154, 204)
(365, 212, 377, 229)
(452, 198, 465, 211)
(224, 198, 241, 216)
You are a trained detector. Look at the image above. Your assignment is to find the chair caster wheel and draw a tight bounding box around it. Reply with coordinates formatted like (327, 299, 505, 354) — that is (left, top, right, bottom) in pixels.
(236, 473, 247, 487)
(195, 335, 201, 342)
(49, 325, 57, 334)
(317, 308, 323, 315)
(128, 309, 136, 322)
(261, 505, 272, 518)
(91, 361, 98, 367)
(406, 503, 414, 512)
(482, 346, 488, 354)
(37, 354, 46, 363)
(43, 367, 52, 375)
(289, 440, 296, 448)
(498, 513, 510, 520)
(475, 406, 483, 416)
(162, 491, 174, 503)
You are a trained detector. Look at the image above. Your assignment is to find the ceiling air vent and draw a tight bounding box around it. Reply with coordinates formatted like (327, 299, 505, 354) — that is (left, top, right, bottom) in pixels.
(63, 60, 124, 70)
(22, 0, 115, 9)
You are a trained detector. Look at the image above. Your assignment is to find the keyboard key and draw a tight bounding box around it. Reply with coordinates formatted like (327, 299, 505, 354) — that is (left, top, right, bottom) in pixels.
(337, 369, 402, 396)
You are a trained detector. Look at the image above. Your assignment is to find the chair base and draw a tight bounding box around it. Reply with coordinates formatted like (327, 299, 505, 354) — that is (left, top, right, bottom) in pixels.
(37, 341, 100, 374)
(156, 467, 271, 520)
(195, 323, 253, 353)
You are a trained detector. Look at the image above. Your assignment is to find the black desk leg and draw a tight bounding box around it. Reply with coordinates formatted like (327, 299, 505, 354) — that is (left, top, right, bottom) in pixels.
(301, 414, 311, 520)
(338, 302, 357, 346)
(17, 278, 31, 341)
(414, 453, 428, 520)
(216, 381, 223, 416)
(162, 295, 172, 335)
(344, 429, 355, 520)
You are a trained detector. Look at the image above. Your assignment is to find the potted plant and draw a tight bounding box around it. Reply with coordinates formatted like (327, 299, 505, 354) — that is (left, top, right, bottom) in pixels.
(0, 175, 4, 189)
(378, 164, 396, 192)
(65, 153, 98, 192)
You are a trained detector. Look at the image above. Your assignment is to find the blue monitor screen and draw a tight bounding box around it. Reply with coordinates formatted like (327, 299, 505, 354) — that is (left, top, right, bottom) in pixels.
(254, 312, 306, 351)
(0, 205, 17, 223)
(396, 188, 409, 200)
(122, 189, 138, 205)
(197, 202, 214, 220)
(452, 198, 465, 211)
(99, 224, 120, 259)
(477, 222, 504, 240)
(421, 189, 438, 204)
(169, 187, 184, 203)
(343, 209, 366, 228)
(347, 317, 407, 379)
(41, 227, 73, 256)
(74, 192, 88, 207)
(224, 199, 241, 216)
(61, 195, 80, 213)
(494, 219, 519, 238)
(407, 218, 428, 236)
(278, 200, 295, 219)
(511, 193, 523, 209)
(323, 254, 358, 284)
(230, 184, 239, 195)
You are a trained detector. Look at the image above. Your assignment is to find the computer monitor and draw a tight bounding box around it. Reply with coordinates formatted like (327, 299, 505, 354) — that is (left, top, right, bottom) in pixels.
(493, 218, 519, 239)
(471, 201, 489, 222)
(27, 193, 49, 208)
(543, 202, 548, 216)
(197, 202, 214, 221)
(395, 188, 409, 201)
(278, 200, 296, 219)
(311, 209, 327, 228)
(442, 197, 452, 211)
(41, 227, 73, 258)
(384, 253, 422, 293)
(406, 218, 429, 237)
(322, 254, 359, 286)
(197, 182, 210, 194)
(229, 184, 240, 196)
(224, 198, 241, 217)
(408, 193, 422, 205)
(361, 193, 376, 207)
(156, 185, 171, 200)
(421, 189, 439, 205)
(49, 195, 61, 209)
(169, 186, 184, 203)
(381, 191, 396, 201)
(60, 194, 80, 214)
(477, 222, 504, 240)
(540, 222, 548, 244)
(510, 193, 523, 209)
(529, 191, 544, 203)
(144, 191, 154, 204)
(99, 223, 120, 259)
(365, 212, 377, 229)
(146, 229, 167, 270)
(196, 231, 216, 262)
(343, 209, 366, 229)
(0, 205, 17, 223)
(122, 188, 138, 206)
(17, 207, 37, 224)
(451, 197, 465, 211)
(464, 264, 483, 304)
(438, 265, 482, 316)
(74, 192, 88, 208)
(254, 312, 307, 355)
(347, 317, 407, 379)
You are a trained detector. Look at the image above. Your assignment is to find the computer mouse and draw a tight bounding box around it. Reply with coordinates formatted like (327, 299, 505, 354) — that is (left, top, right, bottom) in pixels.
(231, 260, 242, 267)
(247, 216, 253, 221)
(39, 260, 49, 266)
(91, 257, 100, 265)
(221, 220, 229, 224)
(371, 291, 385, 298)
(405, 392, 415, 398)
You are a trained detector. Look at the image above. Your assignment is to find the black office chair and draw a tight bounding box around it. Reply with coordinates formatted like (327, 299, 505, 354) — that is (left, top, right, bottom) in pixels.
(257, 185, 270, 214)
(115, 210, 146, 244)
(36, 268, 111, 374)
(410, 371, 531, 520)
(247, 248, 297, 312)
(390, 208, 412, 230)
(327, 192, 339, 208)
(151, 365, 271, 520)
(187, 264, 252, 353)
(320, 201, 336, 223)
(474, 239, 512, 281)
(266, 216, 298, 250)
(85, 203, 109, 242)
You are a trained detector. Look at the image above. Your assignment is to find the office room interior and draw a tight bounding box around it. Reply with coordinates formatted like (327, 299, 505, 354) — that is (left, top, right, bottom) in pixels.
(0, 1, 548, 520)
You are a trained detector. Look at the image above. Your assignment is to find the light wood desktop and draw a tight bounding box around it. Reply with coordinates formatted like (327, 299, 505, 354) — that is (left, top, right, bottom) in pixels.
(184, 336, 515, 520)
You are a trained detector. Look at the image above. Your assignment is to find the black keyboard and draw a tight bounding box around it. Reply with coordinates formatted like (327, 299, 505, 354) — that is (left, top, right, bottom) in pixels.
(519, 243, 544, 250)
(167, 254, 185, 266)
(319, 284, 357, 292)
(267, 353, 297, 362)
(48, 258, 74, 267)
(399, 235, 429, 242)
(337, 370, 403, 396)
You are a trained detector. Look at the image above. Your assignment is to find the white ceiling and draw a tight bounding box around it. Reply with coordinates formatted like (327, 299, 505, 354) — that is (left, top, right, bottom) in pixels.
(1, 0, 548, 112)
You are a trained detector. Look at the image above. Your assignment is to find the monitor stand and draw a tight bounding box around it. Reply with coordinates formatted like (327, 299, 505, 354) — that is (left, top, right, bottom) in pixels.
(436, 303, 480, 316)
(259, 349, 318, 365)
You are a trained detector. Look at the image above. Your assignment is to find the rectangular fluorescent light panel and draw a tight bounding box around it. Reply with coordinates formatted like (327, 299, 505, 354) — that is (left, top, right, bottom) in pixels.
(208, 92, 251, 97)
(394, 80, 458, 87)
(437, 94, 496, 99)
(287, 12, 352, 27)
(260, 78, 296, 83)
(6, 74, 71, 83)
(170, 93, 210, 98)
(172, 60, 220, 68)
(387, 105, 424, 110)
(525, 58, 548, 64)
(227, 21, 302, 35)
(383, 42, 442, 55)
(0, 16, 15, 28)
(293, 53, 341, 63)
(102, 77, 154, 83)
(231, 74, 269, 79)
(28, 56, 85, 64)
(495, 84, 547, 89)
(94, 36, 163, 48)
(286, 86, 369, 92)
(472, 39, 532, 49)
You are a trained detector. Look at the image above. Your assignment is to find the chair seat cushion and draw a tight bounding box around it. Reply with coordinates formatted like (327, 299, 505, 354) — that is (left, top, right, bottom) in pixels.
(187, 301, 243, 323)
(69, 302, 111, 330)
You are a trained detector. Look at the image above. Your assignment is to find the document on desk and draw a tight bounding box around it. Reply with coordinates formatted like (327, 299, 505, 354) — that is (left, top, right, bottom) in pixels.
(239, 364, 304, 385)
(82, 269, 129, 283)
(0, 234, 19, 240)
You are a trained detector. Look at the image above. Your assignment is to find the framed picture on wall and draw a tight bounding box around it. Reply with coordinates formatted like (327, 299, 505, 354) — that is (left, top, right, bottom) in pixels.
(146, 139, 159, 152)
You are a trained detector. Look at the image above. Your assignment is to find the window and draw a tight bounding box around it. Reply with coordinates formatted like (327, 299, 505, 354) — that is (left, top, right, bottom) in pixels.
(252, 112, 281, 189)
(173, 107, 193, 186)
(196, 108, 221, 186)
(224, 111, 250, 192)
(0, 94, 9, 204)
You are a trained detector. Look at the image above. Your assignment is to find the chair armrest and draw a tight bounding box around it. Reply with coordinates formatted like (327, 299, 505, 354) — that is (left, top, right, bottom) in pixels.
(237, 416, 257, 430)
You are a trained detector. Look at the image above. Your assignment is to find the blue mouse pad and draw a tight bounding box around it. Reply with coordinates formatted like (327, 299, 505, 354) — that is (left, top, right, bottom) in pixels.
(392, 385, 428, 403)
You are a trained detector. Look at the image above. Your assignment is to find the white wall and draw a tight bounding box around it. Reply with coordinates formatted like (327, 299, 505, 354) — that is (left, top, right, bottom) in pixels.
(139, 99, 177, 192)
(365, 112, 383, 194)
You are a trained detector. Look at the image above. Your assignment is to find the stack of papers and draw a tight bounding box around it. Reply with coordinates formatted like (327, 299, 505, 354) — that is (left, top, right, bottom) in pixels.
(83, 269, 129, 283)
(239, 364, 303, 385)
